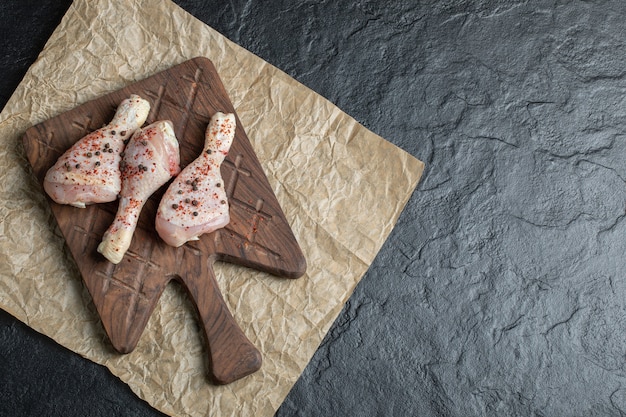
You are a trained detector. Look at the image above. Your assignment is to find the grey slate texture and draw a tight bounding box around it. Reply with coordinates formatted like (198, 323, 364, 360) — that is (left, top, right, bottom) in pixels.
(1, 1, 625, 416)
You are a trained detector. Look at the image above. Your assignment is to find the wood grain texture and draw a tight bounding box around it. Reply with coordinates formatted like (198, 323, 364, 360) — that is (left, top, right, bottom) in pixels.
(22, 57, 306, 384)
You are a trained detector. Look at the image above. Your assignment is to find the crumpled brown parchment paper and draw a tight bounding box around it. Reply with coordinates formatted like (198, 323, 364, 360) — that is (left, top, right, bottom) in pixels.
(0, 0, 424, 416)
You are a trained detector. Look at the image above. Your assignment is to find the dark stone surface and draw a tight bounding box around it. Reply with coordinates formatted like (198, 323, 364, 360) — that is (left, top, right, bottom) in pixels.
(0, 311, 168, 416)
(1, 1, 626, 416)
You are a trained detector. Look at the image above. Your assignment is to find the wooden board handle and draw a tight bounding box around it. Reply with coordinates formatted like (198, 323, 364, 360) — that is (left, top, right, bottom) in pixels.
(182, 258, 262, 384)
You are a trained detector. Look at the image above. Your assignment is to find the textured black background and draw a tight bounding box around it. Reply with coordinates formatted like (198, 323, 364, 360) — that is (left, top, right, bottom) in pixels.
(2, 1, 626, 416)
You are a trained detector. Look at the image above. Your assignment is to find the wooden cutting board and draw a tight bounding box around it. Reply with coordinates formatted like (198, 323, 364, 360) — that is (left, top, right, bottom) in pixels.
(22, 57, 306, 384)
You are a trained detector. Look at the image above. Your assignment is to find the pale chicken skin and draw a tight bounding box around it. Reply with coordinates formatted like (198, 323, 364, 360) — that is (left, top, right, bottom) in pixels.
(43, 95, 150, 208)
(156, 112, 235, 247)
(97, 120, 180, 264)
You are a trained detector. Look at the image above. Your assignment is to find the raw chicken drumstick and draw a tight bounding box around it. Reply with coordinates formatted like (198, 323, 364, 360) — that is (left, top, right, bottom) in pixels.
(97, 120, 180, 264)
(43, 95, 150, 207)
(156, 112, 235, 247)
